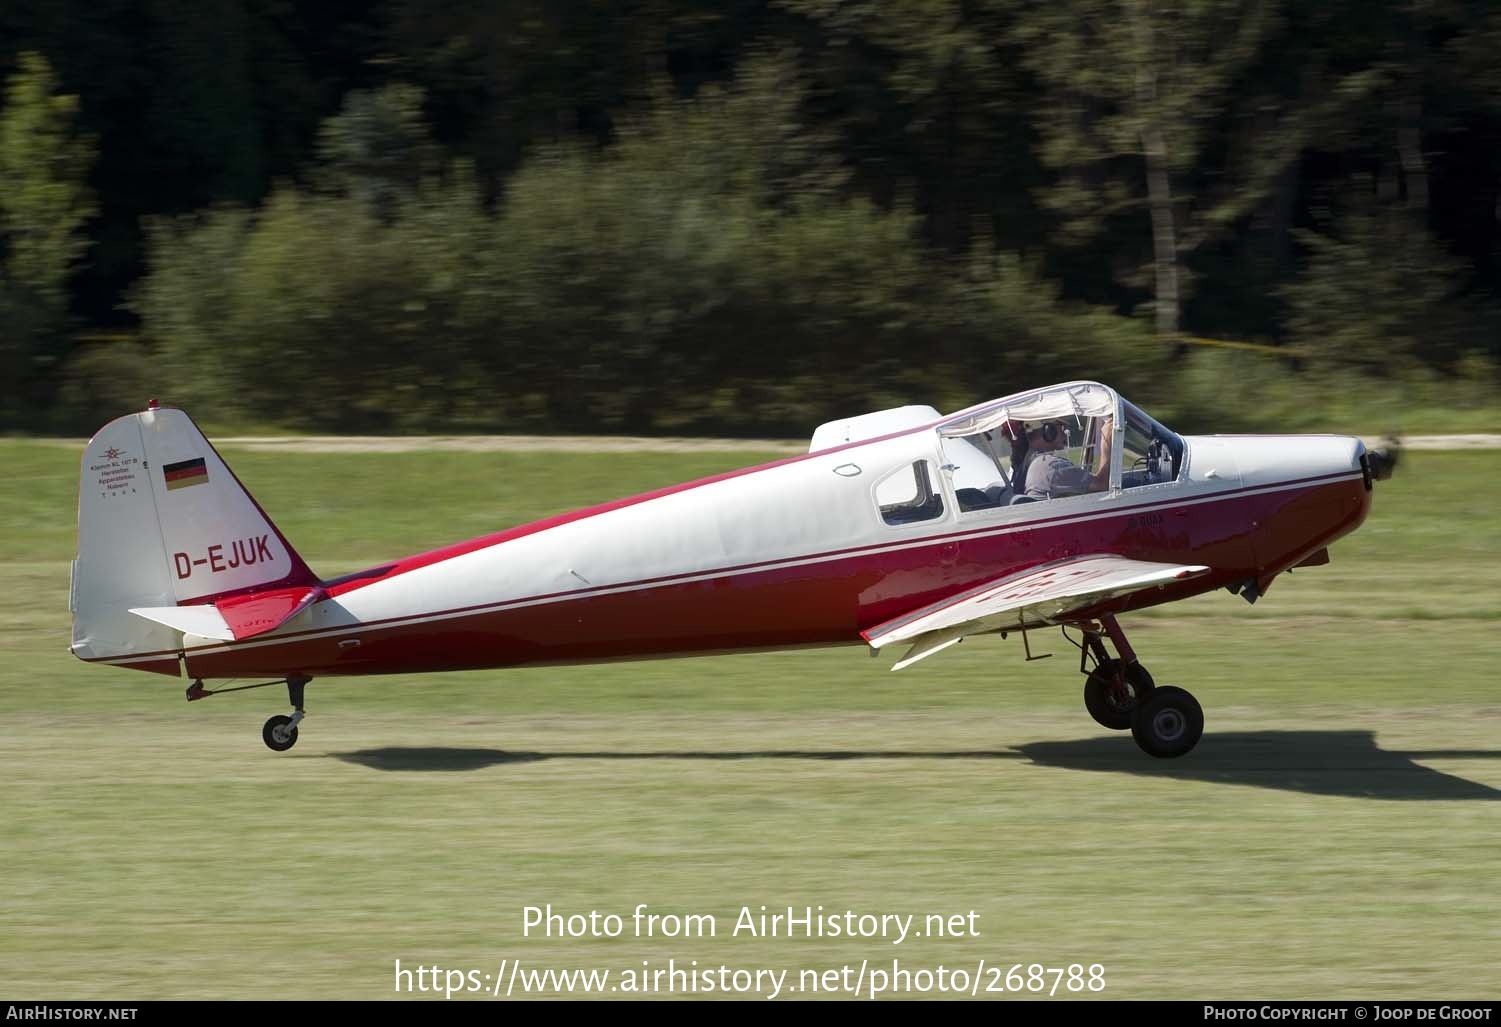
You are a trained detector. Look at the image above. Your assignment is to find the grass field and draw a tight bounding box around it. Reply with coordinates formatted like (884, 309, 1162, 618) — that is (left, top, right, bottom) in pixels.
(2, 440, 1498, 1001)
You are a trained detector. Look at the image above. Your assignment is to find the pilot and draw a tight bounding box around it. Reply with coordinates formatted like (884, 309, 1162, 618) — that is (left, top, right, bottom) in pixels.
(1023, 417, 1113, 499)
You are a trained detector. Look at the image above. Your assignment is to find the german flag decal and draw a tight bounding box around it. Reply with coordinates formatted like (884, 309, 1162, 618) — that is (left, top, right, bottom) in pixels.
(163, 456, 209, 491)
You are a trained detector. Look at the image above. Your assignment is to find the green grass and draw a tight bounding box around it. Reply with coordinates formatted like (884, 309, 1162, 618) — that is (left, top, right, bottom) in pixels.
(1, 442, 1498, 1000)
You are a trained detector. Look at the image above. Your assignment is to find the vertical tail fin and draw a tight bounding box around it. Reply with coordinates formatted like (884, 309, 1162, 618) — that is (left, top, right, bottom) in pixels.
(72, 404, 318, 674)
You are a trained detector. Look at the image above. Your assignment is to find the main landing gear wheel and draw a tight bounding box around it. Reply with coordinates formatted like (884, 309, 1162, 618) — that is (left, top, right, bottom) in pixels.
(1082, 659, 1155, 731)
(262, 714, 298, 752)
(1130, 685, 1204, 759)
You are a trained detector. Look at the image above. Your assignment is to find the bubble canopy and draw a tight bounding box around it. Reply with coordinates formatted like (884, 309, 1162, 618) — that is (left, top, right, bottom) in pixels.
(934, 381, 1185, 499)
(938, 381, 1118, 439)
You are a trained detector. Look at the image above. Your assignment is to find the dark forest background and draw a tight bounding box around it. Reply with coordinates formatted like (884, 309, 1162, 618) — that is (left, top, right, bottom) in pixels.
(2, 1, 1498, 434)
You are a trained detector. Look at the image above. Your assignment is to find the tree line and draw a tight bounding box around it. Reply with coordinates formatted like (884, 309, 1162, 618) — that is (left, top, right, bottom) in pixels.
(1, 1, 1497, 433)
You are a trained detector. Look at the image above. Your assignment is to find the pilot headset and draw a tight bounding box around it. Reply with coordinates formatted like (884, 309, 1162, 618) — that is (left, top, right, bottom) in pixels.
(1039, 421, 1060, 444)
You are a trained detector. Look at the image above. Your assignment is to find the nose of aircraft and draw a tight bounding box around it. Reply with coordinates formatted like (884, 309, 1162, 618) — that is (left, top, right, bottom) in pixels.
(1220, 433, 1379, 604)
(1230, 434, 1370, 490)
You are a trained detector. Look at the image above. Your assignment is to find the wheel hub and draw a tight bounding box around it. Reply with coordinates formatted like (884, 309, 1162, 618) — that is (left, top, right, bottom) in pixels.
(1152, 708, 1185, 742)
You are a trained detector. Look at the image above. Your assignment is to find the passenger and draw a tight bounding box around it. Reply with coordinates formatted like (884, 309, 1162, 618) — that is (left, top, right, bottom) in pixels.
(1024, 417, 1113, 499)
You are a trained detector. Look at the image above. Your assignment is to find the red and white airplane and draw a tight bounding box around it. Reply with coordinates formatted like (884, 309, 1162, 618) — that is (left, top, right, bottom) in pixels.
(71, 381, 1395, 758)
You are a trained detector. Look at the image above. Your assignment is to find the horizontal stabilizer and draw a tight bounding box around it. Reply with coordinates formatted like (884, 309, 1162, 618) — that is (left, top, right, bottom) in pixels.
(864, 555, 1210, 670)
(131, 585, 324, 643)
(214, 585, 325, 640)
(129, 604, 235, 641)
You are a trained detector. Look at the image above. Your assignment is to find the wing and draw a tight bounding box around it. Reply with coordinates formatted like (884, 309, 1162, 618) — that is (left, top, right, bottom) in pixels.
(862, 555, 1210, 670)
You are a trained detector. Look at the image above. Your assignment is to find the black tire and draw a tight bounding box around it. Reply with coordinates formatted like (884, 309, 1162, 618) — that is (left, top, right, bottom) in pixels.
(1130, 685, 1204, 759)
(1083, 660, 1155, 730)
(262, 714, 298, 752)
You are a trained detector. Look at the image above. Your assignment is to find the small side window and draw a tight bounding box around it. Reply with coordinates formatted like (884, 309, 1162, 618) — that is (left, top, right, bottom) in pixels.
(875, 460, 944, 526)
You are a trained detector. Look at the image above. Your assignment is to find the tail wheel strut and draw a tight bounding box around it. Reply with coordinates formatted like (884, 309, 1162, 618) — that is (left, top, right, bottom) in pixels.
(180, 674, 312, 752)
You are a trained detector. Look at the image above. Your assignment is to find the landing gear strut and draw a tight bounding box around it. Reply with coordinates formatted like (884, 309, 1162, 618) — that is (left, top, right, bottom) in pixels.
(1083, 659, 1154, 731)
(1075, 615, 1203, 758)
(262, 676, 310, 752)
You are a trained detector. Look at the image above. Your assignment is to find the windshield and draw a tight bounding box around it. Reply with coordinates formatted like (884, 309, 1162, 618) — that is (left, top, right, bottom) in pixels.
(1119, 400, 1184, 489)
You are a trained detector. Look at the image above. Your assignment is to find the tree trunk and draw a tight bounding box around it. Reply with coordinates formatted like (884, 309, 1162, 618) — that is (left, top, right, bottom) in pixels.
(1141, 122, 1181, 339)
(1397, 90, 1427, 213)
(1130, 1, 1181, 340)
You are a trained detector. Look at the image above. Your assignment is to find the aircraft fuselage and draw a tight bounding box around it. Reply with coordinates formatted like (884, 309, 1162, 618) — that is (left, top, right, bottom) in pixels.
(174, 429, 1371, 680)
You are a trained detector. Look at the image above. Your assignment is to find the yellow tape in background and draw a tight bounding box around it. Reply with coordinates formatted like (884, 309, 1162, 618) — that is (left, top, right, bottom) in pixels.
(1181, 336, 1310, 359)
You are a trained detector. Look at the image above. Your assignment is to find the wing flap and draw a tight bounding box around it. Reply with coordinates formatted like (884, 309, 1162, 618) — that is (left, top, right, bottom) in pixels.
(891, 628, 967, 671)
(863, 555, 1210, 669)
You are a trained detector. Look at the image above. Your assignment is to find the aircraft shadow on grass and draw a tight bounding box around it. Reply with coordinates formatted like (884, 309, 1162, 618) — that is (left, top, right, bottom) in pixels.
(332, 730, 1501, 800)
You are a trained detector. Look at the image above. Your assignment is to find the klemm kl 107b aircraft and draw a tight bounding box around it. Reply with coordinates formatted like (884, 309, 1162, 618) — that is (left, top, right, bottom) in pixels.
(72, 382, 1396, 758)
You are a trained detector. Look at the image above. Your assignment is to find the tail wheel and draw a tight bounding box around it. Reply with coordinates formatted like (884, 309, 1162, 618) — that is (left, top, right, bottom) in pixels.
(262, 714, 299, 752)
(1083, 659, 1155, 730)
(1130, 685, 1204, 759)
